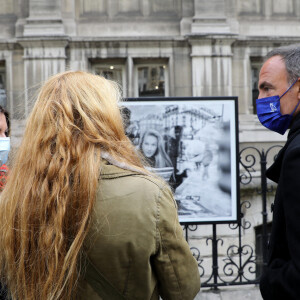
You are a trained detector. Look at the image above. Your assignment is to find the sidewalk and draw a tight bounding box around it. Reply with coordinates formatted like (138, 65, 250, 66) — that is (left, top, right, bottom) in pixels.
(195, 285, 262, 300)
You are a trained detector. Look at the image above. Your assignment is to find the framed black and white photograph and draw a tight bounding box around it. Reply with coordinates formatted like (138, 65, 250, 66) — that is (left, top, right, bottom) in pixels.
(122, 97, 239, 224)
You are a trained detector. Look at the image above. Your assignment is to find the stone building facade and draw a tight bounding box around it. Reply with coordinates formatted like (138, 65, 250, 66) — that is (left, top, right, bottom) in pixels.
(1, 0, 299, 298)
(1, 0, 299, 144)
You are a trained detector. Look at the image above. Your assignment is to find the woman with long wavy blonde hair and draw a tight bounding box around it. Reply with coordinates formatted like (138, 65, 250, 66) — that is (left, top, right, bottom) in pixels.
(0, 71, 200, 300)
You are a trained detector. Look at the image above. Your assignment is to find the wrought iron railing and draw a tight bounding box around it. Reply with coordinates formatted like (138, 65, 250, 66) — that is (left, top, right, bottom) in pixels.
(185, 145, 283, 289)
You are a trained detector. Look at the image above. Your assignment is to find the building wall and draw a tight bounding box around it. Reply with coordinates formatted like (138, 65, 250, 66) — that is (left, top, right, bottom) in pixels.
(1, 0, 297, 145)
(0, 0, 297, 294)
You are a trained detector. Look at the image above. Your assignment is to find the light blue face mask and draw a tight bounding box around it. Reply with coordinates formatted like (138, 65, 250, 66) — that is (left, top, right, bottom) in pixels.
(256, 79, 300, 135)
(0, 137, 10, 166)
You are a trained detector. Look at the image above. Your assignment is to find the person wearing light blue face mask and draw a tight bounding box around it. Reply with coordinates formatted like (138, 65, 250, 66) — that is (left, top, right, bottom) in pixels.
(0, 105, 9, 191)
(258, 45, 300, 300)
(0, 105, 9, 300)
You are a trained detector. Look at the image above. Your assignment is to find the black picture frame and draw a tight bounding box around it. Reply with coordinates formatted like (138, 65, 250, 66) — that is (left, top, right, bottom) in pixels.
(122, 97, 239, 224)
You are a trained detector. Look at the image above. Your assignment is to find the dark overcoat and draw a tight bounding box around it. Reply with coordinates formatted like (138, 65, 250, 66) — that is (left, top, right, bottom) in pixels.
(260, 113, 300, 299)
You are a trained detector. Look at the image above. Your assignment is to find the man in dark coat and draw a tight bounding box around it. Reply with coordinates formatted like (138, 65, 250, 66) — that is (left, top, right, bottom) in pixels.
(257, 45, 300, 299)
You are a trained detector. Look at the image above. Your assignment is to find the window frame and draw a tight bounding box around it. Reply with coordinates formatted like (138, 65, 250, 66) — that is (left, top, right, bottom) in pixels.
(134, 61, 169, 98)
(0, 61, 7, 109)
(250, 57, 263, 114)
(91, 59, 127, 97)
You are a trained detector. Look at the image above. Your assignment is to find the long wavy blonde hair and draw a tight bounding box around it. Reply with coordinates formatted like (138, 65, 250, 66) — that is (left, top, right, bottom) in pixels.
(0, 71, 146, 300)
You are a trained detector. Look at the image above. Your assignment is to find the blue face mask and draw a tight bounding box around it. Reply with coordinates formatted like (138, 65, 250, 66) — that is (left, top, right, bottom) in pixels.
(0, 137, 10, 167)
(256, 79, 300, 135)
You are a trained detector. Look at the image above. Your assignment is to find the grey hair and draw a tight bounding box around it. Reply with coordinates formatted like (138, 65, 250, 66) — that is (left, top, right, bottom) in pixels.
(266, 44, 300, 84)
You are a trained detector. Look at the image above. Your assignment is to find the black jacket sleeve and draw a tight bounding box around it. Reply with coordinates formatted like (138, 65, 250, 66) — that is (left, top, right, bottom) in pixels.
(260, 143, 300, 300)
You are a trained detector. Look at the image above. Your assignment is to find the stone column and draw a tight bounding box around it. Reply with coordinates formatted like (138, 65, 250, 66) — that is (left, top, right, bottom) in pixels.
(23, 0, 65, 37)
(17, 0, 67, 116)
(232, 44, 252, 115)
(19, 39, 68, 116)
(190, 36, 235, 97)
(127, 56, 134, 97)
(0, 48, 13, 113)
(191, 0, 230, 34)
(68, 43, 89, 72)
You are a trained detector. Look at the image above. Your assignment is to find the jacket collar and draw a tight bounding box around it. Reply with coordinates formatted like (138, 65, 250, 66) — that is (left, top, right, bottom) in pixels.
(266, 112, 300, 183)
(100, 162, 139, 179)
(288, 112, 300, 138)
(100, 151, 149, 178)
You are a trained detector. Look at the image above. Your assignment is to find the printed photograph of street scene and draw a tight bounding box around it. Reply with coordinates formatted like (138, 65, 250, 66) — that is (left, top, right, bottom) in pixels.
(123, 99, 237, 223)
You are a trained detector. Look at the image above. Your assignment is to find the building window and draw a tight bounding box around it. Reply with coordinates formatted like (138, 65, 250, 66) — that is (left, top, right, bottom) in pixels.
(135, 61, 168, 97)
(90, 59, 126, 96)
(255, 222, 272, 278)
(251, 58, 263, 114)
(0, 62, 7, 108)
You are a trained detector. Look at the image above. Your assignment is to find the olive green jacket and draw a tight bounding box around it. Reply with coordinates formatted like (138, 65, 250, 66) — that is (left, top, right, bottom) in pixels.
(79, 161, 200, 300)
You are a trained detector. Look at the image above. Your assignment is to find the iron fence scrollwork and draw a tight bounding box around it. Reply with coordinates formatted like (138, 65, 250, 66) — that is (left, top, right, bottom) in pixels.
(185, 145, 283, 289)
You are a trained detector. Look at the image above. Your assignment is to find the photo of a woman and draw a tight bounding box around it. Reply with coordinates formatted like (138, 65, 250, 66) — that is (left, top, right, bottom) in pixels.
(123, 99, 238, 223)
(139, 129, 173, 168)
